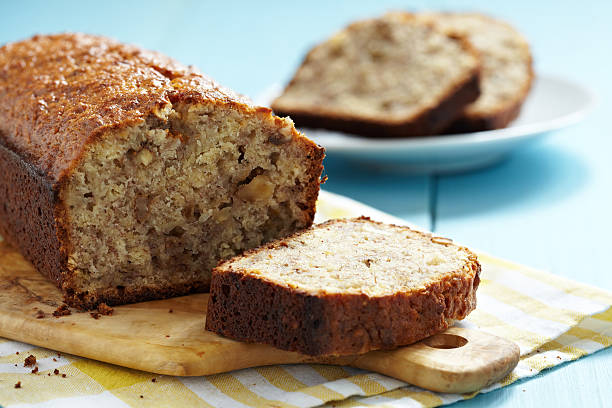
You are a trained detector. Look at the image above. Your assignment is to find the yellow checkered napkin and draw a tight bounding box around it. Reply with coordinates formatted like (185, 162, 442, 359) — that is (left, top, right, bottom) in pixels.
(1, 190, 611, 407)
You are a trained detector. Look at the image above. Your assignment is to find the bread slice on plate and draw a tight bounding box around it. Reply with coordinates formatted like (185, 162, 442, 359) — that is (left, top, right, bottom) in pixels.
(0, 33, 324, 309)
(206, 217, 481, 356)
(419, 12, 533, 133)
(271, 13, 481, 138)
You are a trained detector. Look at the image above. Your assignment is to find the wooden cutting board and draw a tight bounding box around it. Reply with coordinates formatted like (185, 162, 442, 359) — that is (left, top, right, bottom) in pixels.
(0, 240, 519, 393)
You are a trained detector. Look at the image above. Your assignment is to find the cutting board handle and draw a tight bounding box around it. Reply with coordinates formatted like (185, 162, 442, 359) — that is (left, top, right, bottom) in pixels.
(341, 326, 520, 393)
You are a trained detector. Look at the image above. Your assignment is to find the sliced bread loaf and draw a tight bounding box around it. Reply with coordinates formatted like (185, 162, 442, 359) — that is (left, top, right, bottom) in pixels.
(0, 34, 324, 309)
(419, 13, 533, 132)
(206, 217, 480, 356)
(271, 13, 481, 138)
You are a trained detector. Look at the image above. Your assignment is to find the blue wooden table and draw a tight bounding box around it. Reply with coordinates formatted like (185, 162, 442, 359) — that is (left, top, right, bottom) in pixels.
(2, 1, 611, 406)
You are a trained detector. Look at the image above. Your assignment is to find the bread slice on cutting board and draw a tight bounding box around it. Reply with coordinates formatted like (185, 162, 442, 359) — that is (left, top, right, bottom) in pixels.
(205, 217, 481, 356)
(418, 12, 533, 133)
(271, 13, 481, 138)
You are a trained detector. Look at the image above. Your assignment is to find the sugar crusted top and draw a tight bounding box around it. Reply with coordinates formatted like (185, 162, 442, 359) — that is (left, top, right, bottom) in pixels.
(217, 217, 476, 297)
(0, 33, 255, 181)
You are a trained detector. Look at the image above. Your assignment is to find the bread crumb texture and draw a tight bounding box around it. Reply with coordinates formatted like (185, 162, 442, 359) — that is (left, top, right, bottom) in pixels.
(222, 218, 474, 297)
(64, 103, 319, 299)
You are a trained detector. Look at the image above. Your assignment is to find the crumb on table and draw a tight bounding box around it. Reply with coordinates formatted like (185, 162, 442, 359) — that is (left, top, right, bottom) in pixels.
(14, 381, 21, 389)
(24, 355, 36, 367)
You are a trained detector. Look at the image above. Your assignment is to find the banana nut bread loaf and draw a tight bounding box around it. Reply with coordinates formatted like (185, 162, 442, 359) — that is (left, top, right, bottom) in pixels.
(419, 12, 533, 133)
(206, 217, 481, 356)
(0, 34, 324, 309)
(271, 13, 481, 138)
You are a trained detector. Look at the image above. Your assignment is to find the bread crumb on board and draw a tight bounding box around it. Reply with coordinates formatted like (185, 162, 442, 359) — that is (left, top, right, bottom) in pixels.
(53, 304, 71, 317)
(89, 303, 114, 319)
(14, 381, 21, 389)
(98, 303, 114, 316)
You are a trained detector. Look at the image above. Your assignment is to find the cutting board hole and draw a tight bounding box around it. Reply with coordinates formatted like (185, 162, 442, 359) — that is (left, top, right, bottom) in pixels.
(423, 334, 468, 349)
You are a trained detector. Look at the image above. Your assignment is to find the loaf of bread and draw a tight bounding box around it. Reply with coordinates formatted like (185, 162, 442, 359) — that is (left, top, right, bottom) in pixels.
(0, 34, 324, 309)
(206, 217, 480, 356)
(271, 13, 481, 138)
(419, 12, 533, 133)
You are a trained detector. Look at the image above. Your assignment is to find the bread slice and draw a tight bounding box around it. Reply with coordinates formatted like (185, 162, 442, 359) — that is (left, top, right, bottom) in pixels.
(206, 217, 480, 356)
(271, 13, 481, 138)
(0, 34, 324, 309)
(419, 13, 533, 132)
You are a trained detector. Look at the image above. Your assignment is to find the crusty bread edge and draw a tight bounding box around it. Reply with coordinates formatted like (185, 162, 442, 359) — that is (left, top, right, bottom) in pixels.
(0, 142, 68, 292)
(445, 54, 534, 133)
(205, 217, 481, 356)
(271, 13, 482, 138)
(433, 12, 535, 133)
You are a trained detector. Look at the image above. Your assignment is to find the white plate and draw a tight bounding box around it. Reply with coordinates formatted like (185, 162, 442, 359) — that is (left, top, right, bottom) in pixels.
(259, 75, 596, 173)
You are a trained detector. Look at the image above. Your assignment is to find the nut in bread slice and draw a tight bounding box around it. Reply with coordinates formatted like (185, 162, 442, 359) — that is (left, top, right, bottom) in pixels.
(206, 217, 481, 356)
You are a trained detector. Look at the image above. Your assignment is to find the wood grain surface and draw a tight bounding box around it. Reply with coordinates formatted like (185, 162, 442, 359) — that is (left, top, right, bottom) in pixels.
(0, 240, 518, 393)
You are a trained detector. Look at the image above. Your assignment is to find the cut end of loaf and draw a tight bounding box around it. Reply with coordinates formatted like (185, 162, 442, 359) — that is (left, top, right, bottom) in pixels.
(61, 101, 324, 309)
(206, 217, 481, 356)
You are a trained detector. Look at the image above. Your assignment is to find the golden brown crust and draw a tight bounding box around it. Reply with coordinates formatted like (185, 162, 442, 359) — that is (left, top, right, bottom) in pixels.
(428, 13, 534, 133)
(206, 217, 481, 356)
(445, 54, 534, 133)
(271, 14, 482, 138)
(0, 33, 324, 309)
